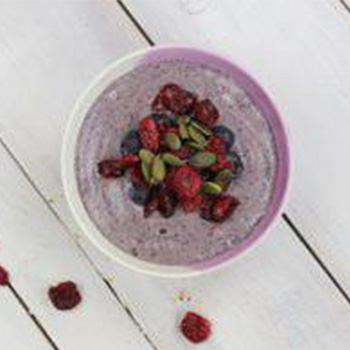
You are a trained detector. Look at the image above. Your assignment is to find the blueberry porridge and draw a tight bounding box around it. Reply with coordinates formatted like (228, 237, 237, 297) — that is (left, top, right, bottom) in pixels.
(75, 60, 278, 266)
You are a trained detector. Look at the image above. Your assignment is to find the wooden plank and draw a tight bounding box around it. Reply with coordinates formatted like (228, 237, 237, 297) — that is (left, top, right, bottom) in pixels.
(0, 287, 53, 350)
(126, 0, 350, 295)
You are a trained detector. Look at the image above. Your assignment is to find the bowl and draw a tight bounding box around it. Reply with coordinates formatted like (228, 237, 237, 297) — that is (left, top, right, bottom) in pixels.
(62, 46, 290, 277)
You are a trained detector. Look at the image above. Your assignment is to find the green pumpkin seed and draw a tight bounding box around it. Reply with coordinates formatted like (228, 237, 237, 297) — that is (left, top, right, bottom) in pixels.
(187, 141, 205, 151)
(151, 155, 166, 184)
(141, 161, 151, 183)
(162, 153, 185, 166)
(175, 115, 190, 124)
(179, 122, 189, 140)
(189, 152, 217, 168)
(215, 169, 234, 191)
(165, 132, 181, 151)
(188, 125, 207, 146)
(139, 149, 155, 165)
(190, 121, 212, 137)
(201, 181, 223, 195)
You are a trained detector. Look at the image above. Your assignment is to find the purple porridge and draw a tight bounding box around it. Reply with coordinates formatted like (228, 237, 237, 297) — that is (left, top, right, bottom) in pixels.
(75, 60, 278, 266)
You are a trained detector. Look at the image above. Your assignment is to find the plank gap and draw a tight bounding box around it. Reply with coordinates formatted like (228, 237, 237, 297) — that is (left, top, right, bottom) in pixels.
(283, 213, 350, 307)
(117, 0, 155, 46)
(340, 0, 350, 16)
(8, 284, 61, 350)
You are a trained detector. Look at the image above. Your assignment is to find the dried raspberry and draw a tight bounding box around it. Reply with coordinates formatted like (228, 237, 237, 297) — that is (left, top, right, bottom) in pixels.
(194, 99, 220, 127)
(139, 117, 160, 153)
(211, 195, 240, 223)
(157, 190, 178, 218)
(152, 84, 197, 114)
(49, 281, 81, 311)
(97, 160, 125, 178)
(0, 265, 9, 286)
(116, 155, 139, 168)
(207, 136, 226, 155)
(172, 166, 203, 199)
(180, 312, 212, 344)
(210, 155, 233, 173)
(200, 196, 216, 221)
(165, 167, 177, 189)
(143, 187, 159, 218)
(129, 164, 147, 188)
(181, 194, 202, 213)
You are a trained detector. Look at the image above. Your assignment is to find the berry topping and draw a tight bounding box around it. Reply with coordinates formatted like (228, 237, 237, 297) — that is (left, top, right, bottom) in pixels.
(157, 189, 178, 218)
(172, 165, 203, 199)
(212, 125, 235, 150)
(181, 193, 203, 213)
(180, 312, 212, 344)
(49, 281, 82, 311)
(207, 136, 227, 155)
(120, 129, 141, 155)
(211, 195, 240, 223)
(139, 117, 160, 153)
(97, 160, 125, 178)
(194, 98, 219, 127)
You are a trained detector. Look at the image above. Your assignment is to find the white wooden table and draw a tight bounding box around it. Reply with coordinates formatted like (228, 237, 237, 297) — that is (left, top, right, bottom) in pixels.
(1, 0, 350, 349)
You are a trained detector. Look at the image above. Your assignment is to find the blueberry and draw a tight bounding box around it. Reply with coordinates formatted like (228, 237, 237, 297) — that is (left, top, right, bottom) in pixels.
(212, 125, 235, 150)
(128, 185, 150, 206)
(120, 130, 141, 155)
(227, 151, 244, 178)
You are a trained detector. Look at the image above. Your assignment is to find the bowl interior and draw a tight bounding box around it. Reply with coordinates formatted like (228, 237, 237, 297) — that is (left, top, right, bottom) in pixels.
(62, 47, 289, 277)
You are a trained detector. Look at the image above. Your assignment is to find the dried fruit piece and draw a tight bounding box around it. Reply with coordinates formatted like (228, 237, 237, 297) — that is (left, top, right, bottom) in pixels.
(194, 98, 220, 127)
(139, 117, 160, 153)
(165, 132, 181, 151)
(0, 265, 9, 286)
(210, 154, 234, 172)
(172, 165, 203, 199)
(129, 164, 147, 188)
(172, 146, 196, 160)
(189, 152, 217, 169)
(152, 84, 197, 114)
(211, 195, 240, 223)
(157, 190, 177, 218)
(97, 160, 125, 178)
(162, 153, 185, 166)
(201, 181, 223, 195)
(116, 155, 139, 168)
(49, 281, 81, 311)
(143, 187, 159, 218)
(151, 155, 166, 184)
(188, 124, 206, 146)
(200, 196, 216, 221)
(128, 185, 150, 206)
(180, 312, 212, 344)
(181, 193, 202, 213)
(139, 149, 155, 165)
(207, 136, 227, 155)
(215, 169, 233, 191)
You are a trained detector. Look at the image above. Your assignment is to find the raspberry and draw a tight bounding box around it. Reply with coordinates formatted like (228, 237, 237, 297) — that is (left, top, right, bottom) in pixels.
(152, 84, 197, 114)
(97, 160, 125, 178)
(180, 312, 212, 344)
(211, 195, 240, 223)
(172, 166, 203, 199)
(194, 99, 220, 127)
(207, 136, 226, 155)
(139, 117, 160, 153)
(181, 194, 202, 213)
(120, 129, 141, 155)
(49, 281, 81, 311)
(0, 265, 9, 286)
(157, 190, 178, 218)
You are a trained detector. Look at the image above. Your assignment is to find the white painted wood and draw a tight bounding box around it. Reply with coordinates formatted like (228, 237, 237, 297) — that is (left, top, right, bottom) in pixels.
(1, 0, 350, 349)
(127, 0, 350, 294)
(0, 141, 155, 349)
(0, 288, 52, 350)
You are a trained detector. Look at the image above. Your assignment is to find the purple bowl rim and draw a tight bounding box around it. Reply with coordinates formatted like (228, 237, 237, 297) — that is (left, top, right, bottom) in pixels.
(141, 47, 290, 270)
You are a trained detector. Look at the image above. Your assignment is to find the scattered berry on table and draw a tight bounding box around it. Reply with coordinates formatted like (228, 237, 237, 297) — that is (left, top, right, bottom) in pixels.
(180, 311, 212, 344)
(48, 281, 82, 311)
(0, 265, 9, 286)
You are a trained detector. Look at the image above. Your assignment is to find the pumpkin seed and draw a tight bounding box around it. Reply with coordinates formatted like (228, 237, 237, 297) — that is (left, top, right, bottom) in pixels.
(141, 161, 151, 183)
(139, 149, 155, 165)
(165, 132, 181, 151)
(201, 181, 223, 195)
(215, 169, 233, 191)
(151, 155, 166, 184)
(179, 122, 189, 140)
(188, 125, 206, 145)
(189, 152, 217, 168)
(162, 153, 185, 166)
(175, 115, 190, 124)
(191, 121, 212, 137)
(187, 141, 205, 151)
